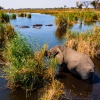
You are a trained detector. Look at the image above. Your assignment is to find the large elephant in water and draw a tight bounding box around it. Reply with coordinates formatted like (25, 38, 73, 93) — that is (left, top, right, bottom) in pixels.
(45, 45, 95, 80)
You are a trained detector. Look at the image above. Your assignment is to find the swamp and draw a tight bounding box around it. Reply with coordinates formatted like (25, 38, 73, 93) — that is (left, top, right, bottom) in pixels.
(0, 1, 100, 100)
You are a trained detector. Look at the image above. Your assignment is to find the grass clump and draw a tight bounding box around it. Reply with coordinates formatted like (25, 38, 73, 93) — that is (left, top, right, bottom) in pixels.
(39, 80, 64, 100)
(3, 32, 64, 99)
(10, 14, 16, 19)
(3, 35, 47, 92)
(55, 12, 67, 30)
(66, 26, 100, 58)
(0, 12, 10, 23)
(18, 13, 25, 17)
(26, 13, 31, 18)
(0, 23, 15, 48)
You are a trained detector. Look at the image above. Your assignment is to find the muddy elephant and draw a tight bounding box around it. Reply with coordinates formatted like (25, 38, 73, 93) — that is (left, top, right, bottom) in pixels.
(45, 45, 95, 80)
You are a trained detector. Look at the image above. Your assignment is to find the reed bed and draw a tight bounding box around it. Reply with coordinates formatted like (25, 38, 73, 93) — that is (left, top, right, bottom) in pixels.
(0, 23, 15, 48)
(66, 26, 100, 58)
(39, 80, 64, 100)
(0, 12, 9, 23)
(10, 14, 16, 19)
(1, 23, 64, 99)
(55, 10, 99, 29)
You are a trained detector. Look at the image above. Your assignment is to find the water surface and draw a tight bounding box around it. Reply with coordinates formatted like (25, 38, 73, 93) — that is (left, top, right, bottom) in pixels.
(0, 13, 100, 100)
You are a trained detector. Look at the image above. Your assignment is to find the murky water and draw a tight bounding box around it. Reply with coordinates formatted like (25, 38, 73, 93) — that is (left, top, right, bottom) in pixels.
(0, 13, 100, 100)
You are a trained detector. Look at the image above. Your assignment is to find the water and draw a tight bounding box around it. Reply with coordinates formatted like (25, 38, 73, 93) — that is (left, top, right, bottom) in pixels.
(0, 13, 100, 100)
(10, 13, 66, 50)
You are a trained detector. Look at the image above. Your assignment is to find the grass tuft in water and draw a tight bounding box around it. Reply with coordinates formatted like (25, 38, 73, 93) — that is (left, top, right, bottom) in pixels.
(66, 26, 100, 58)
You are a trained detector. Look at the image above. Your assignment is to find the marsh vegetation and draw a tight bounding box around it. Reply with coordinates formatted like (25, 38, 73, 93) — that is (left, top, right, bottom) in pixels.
(0, 10, 100, 100)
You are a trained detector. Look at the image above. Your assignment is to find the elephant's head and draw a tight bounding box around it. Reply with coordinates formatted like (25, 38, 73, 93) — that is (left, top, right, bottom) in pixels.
(45, 46, 64, 65)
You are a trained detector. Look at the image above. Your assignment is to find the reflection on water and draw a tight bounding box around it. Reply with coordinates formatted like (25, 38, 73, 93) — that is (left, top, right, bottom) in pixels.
(69, 20, 100, 32)
(55, 28, 66, 40)
(58, 59, 100, 100)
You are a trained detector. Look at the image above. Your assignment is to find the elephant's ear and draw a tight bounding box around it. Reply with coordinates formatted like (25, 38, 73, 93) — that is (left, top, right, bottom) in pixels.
(56, 47, 63, 65)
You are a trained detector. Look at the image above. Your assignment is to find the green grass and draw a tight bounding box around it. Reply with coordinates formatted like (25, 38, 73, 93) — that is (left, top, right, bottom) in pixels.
(55, 10, 99, 29)
(10, 14, 16, 19)
(0, 12, 10, 23)
(0, 23, 15, 48)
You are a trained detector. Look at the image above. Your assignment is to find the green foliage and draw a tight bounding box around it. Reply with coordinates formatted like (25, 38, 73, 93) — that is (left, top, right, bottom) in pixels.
(0, 12, 10, 23)
(55, 10, 98, 28)
(55, 13, 67, 29)
(0, 23, 15, 48)
(10, 14, 16, 19)
(3, 33, 59, 95)
(18, 13, 25, 17)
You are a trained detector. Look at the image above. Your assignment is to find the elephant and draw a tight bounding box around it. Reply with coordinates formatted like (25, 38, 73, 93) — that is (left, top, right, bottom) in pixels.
(45, 45, 95, 80)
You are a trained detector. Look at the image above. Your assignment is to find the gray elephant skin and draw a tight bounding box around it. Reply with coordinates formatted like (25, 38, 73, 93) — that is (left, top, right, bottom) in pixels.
(45, 45, 95, 80)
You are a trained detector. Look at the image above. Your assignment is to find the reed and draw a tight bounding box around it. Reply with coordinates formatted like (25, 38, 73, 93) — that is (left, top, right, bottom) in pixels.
(26, 13, 31, 18)
(66, 26, 100, 58)
(18, 13, 25, 17)
(55, 12, 67, 29)
(39, 80, 64, 100)
(0, 23, 15, 48)
(0, 12, 9, 23)
(10, 14, 16, 19)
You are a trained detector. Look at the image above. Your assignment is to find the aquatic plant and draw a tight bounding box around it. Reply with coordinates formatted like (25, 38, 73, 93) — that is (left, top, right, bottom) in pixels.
(3, 32, 61, 97)
(66, 26, 100, 58)
(18, 13, 25, 17)
(26, 13, 31, 18)
(0, 23, 15, 48)
(10, 14, 16, 19)
(39, 80, 64, 100)
(0, 12, 10, 23)
(55, 12, 67, 29)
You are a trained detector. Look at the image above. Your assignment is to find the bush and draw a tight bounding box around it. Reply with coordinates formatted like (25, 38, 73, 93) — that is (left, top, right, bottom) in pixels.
(0, 12, 10, 23)
(26, 13, 31, 18)
(18, 13, 25, 17)
(10, 14, 16, 19)
(55, 13, 67, 29)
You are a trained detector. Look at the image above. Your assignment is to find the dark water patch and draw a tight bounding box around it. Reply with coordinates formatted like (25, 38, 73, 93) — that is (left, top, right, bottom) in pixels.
(57, 60, 100, 100)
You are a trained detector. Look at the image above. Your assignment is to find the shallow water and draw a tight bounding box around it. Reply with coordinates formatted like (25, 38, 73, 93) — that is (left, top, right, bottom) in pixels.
(0, 13, 100, 100)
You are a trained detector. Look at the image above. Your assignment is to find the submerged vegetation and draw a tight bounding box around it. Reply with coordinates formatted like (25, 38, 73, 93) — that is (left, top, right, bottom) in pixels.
(66, 26, 100, 58)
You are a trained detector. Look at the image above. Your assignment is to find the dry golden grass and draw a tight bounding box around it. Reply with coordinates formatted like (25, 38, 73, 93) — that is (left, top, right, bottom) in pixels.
(39, 80, 64, 100)
(66, 26, 100, 58)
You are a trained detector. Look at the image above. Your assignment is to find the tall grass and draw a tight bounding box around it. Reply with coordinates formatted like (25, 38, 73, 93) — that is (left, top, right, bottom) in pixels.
(55, 12, 67, 29)
(10, 14, 16, 19)
(26, 13, 31, 18)
(0, 23, 15, 48)
(0, 12, 10, 23)
(66, 26, 100, 58)
(3, 30, 64, 98)
(18, 13, 25, 17)
(55, 10, 99, 29)
(39, 80, 64, 100)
